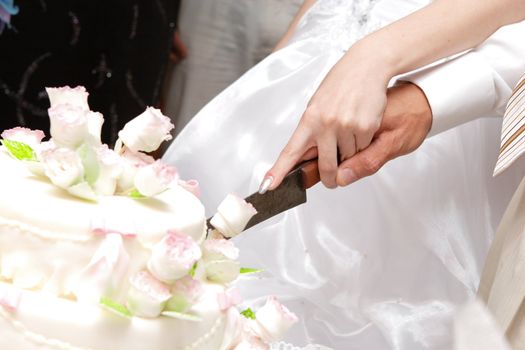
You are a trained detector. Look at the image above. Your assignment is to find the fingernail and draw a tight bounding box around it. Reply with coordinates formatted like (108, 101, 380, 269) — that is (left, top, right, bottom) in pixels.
(339, 168, 356, 185)
(258, 176, 274, 194)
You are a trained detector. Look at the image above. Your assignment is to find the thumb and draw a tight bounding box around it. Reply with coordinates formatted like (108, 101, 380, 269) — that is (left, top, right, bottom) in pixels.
(336, 133, 391, 187)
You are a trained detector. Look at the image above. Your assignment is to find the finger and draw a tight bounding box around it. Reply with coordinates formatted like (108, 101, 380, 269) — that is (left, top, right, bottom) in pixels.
(317, 132, 338, 188)
(355, 130, 375, 153)
(262, 126, 312, 192)
(299, 146, 318, 162)
(336, 132, 392, 187)
(337, 130, 356, 162)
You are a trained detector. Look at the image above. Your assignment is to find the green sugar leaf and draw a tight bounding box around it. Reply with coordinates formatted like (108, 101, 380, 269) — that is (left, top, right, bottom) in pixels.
(100, 296, 132, 318)
(240, 308, 256, 320)
(161, 311, 202, 322)
(240, 267, 263, 275)
(129, 188, 146, 199)
(1, 139, 37, 161)
(77, 143, 100, 185)
(188, 262, 198, 277)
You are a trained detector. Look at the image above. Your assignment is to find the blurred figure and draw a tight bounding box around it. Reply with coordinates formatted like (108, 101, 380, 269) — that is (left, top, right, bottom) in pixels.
(0, 0, 181, 145)
(164, 0, 302, 135)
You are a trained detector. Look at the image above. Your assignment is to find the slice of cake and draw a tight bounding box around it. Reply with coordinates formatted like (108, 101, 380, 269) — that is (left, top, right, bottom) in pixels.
(0, 86, 297, 350)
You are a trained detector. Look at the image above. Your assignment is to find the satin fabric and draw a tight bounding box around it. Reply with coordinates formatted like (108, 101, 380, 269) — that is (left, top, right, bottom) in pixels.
(163, 1, 525, 348)
(164, 0, 302, 135)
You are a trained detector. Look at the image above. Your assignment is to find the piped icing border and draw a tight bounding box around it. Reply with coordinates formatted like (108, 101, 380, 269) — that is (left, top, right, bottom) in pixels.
(0, 284, 224, 350)
(0, 307, 91, 350)
(0, 216, 94, 243)
(0, 300, 224, 350)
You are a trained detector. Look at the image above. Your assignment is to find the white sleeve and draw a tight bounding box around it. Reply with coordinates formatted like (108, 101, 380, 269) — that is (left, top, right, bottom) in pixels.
(399, 20, 525, 137)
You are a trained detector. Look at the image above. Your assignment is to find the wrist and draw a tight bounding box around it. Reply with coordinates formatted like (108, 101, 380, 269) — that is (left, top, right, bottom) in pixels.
(347, 39, 397, 86)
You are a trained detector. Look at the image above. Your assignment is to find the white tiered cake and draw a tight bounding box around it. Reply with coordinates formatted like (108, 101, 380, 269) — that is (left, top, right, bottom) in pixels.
(0, 87, 297, 350)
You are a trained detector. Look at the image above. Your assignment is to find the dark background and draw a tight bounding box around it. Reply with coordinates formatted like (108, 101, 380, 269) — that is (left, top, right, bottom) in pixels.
(0, 0, 180, 145)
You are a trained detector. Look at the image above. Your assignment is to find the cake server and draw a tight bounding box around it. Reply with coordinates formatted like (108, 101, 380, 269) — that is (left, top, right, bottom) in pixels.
(207, 159, 320, 232)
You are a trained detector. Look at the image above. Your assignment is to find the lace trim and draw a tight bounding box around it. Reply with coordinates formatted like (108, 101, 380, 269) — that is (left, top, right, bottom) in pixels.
(290, 0, 383, 51)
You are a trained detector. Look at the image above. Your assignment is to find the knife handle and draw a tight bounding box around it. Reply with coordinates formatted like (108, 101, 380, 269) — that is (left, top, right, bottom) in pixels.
(298, 159, 320, 189)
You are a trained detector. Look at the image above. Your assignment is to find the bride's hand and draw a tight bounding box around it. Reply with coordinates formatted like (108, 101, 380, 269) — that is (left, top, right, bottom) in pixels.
(261, 44, 391, 190)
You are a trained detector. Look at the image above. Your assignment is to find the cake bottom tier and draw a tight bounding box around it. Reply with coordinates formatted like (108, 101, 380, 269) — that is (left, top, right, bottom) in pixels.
(0, 282, 228, 350)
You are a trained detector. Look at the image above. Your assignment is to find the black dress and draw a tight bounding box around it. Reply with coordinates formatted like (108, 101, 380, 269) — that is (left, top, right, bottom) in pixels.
(0, 0, 180, 145)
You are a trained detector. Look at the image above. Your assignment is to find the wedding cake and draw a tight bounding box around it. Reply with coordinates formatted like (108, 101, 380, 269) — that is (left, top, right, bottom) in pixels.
(0, 86, 297, 350)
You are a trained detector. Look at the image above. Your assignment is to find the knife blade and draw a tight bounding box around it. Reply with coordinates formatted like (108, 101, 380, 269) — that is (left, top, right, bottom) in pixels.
(207, 159, 320, 233)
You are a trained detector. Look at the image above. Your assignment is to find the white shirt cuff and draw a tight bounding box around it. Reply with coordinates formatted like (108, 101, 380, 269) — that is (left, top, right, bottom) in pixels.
(400, 53, 502, 137)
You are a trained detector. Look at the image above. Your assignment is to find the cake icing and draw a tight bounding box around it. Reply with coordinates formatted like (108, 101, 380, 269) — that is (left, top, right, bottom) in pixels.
(0, 86, 297, 350)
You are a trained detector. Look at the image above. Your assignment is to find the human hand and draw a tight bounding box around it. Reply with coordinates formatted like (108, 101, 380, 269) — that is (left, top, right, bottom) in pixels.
(261, 45, 390, 190)
(336, 82, 432, 186)
(170, 30, 188, 63)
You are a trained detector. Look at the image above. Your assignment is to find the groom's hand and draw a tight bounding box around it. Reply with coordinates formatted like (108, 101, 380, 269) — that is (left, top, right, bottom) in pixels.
(336, 82, 432, 186)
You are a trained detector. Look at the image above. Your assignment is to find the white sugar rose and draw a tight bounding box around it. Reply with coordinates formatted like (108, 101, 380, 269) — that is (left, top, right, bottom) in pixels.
(165, 276, 203, 313)
(73, 233, 130, 304)
(202, 238, 239, 261)
(252, 296, 298, 342)
(202, 237, 241, 284)
(1, 127, 45, 149)
(41, 147, 84, 189)
(116, 148, 155, 193)
(48, 104, 89, 149)
(118, 107, 174, 152)
(134, 160, 178, 197)
(126, 270, 171, 318)
(210, 194, 257, 238)
(205, 258, 240, 284)
(93, 145, 123, 195)
(147, 231, 202, 284)
(87, 111, 104, 146)
(46, 86, 89, 110)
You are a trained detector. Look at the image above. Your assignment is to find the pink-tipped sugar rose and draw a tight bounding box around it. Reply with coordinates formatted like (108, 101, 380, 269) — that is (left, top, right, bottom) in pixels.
(41, 147, 84, 189)
(134, 160, 178, 197)
(210, 194, 257, 238)
(48, 104, 89, 148)
(147, 231, 202, 283)
(93, 145, 123, 195)
(165, 276, 203, 313)
(73, 233, 130, 304)
(217, 287, 242, 311)
(116, 148, 155, 193)
(118, 107, 174, 152)
(86, 111, 104, 146)
(202, 238, 240, 283)
(253, 296, 298, 342)
(126, 270, 171, 318)
(46, 86, 89, 110)
(1, 127, 45, 150)
(204, 258, 240, 284)
(179, 179, 200, 198)
(202, 238, 239, 261)
(0, 286, 22, 312)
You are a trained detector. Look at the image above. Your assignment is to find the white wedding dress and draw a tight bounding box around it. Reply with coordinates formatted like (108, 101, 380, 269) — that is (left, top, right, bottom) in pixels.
(163, 1, 525, 349)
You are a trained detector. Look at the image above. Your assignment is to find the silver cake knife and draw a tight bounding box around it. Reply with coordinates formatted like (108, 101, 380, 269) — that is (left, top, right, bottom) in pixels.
(207, 159, 320, 233)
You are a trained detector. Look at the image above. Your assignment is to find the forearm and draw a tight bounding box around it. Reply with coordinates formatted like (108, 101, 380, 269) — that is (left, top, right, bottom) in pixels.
(354, 0, 525, 78)
(274, 0, 317, 51)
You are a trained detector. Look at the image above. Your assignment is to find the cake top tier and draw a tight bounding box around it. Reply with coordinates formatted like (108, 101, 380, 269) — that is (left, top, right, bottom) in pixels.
(0, 149, 206, 243)
(0, 85, 207, 242)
